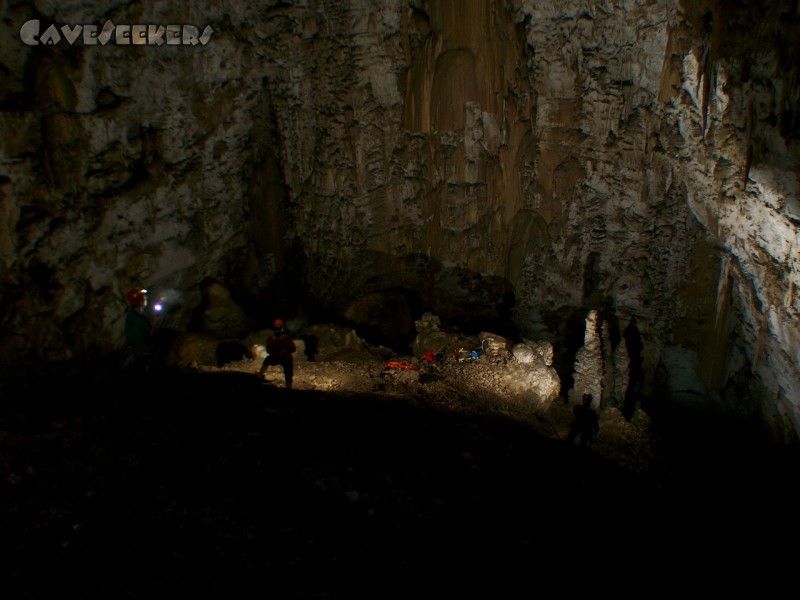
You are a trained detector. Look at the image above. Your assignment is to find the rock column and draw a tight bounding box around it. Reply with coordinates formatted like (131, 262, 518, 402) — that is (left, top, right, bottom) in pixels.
(569, 310, 604, 409)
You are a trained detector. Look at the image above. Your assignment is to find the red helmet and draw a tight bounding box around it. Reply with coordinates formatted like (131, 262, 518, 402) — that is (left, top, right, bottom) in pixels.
(126, 288, 147, 306)
(273, 319, 284, 330)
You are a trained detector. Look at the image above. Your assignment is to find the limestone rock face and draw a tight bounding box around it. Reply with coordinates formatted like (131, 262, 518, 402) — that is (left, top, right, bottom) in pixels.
(0, 1, 798, 443)
(505, 360, 561, 409)
(411, 312, 454, 357)
(193, 279, 255, 339)
(343, 290, 415, 346)
(511, 339, 554, 367)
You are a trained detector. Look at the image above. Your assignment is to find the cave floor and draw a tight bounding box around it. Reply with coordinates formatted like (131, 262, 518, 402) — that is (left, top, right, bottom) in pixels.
(2, 352, 799, 597)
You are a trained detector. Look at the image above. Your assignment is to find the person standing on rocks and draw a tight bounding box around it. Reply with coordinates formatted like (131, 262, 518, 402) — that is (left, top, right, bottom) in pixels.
(568, 393, 600, 448)
(258, 319, 297, 389)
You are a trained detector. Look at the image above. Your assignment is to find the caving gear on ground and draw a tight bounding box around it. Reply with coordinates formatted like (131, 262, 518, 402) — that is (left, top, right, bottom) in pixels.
(424, 351, 445, 364)
(386, 360, 419, 371)
(455, 348, 479, 363)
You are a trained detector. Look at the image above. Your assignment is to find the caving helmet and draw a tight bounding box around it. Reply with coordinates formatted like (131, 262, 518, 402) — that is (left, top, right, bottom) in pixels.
(273, 318, 284, 331)
(126, 288, 148, 307)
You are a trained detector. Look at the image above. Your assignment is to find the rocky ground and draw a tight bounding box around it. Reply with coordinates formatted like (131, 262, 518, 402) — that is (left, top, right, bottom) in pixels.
(2, 338, 799, 598)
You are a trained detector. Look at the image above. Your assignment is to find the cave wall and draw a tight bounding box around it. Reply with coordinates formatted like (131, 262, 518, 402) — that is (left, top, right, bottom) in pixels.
(0, 0, 798, 443)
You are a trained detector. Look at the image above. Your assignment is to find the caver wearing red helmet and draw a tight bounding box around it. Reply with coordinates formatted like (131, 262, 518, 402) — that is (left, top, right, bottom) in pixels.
(126, 288, 148, 307)
(124, 287, 156, 374)
(258, 318, 296, 389)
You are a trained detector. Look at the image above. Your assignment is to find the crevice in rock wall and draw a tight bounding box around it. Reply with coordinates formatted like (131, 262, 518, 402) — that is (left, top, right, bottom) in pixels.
(244, 77, 294, 321)
(622, 318, 644, 420)
(700, 255, 735, 391)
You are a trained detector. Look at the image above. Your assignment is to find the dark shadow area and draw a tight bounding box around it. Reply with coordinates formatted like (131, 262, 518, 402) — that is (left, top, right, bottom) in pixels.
(340, 287, 424, 354)
(215, 340, 252, 367)
(622, 317, 644, 420)
(299, 333, 318, 361)
(2, 366, 799, 596)
(544, 307, 587, 402)
(648, 398, 800, 516)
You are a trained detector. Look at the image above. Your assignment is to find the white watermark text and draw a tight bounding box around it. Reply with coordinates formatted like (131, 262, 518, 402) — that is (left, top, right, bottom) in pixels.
(20, 19, 213, 46)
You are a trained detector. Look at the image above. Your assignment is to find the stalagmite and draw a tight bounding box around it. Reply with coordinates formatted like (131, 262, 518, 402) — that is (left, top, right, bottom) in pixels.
(569, 310, 603, 409)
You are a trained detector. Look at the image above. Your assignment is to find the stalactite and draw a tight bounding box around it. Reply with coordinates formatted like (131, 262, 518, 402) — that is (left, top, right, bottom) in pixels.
(699, 41, 711, 139)
(694, 8, 714, 140)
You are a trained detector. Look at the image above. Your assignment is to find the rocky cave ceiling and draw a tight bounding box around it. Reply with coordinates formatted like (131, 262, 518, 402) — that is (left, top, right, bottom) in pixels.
(0, 0, 798, 445)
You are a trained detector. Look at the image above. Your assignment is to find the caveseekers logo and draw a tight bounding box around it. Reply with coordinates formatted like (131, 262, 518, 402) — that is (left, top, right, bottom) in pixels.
(19, 19, 213, 46)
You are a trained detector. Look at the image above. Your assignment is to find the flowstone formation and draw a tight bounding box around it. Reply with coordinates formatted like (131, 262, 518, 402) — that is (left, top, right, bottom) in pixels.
(0, 1, 798, 445)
